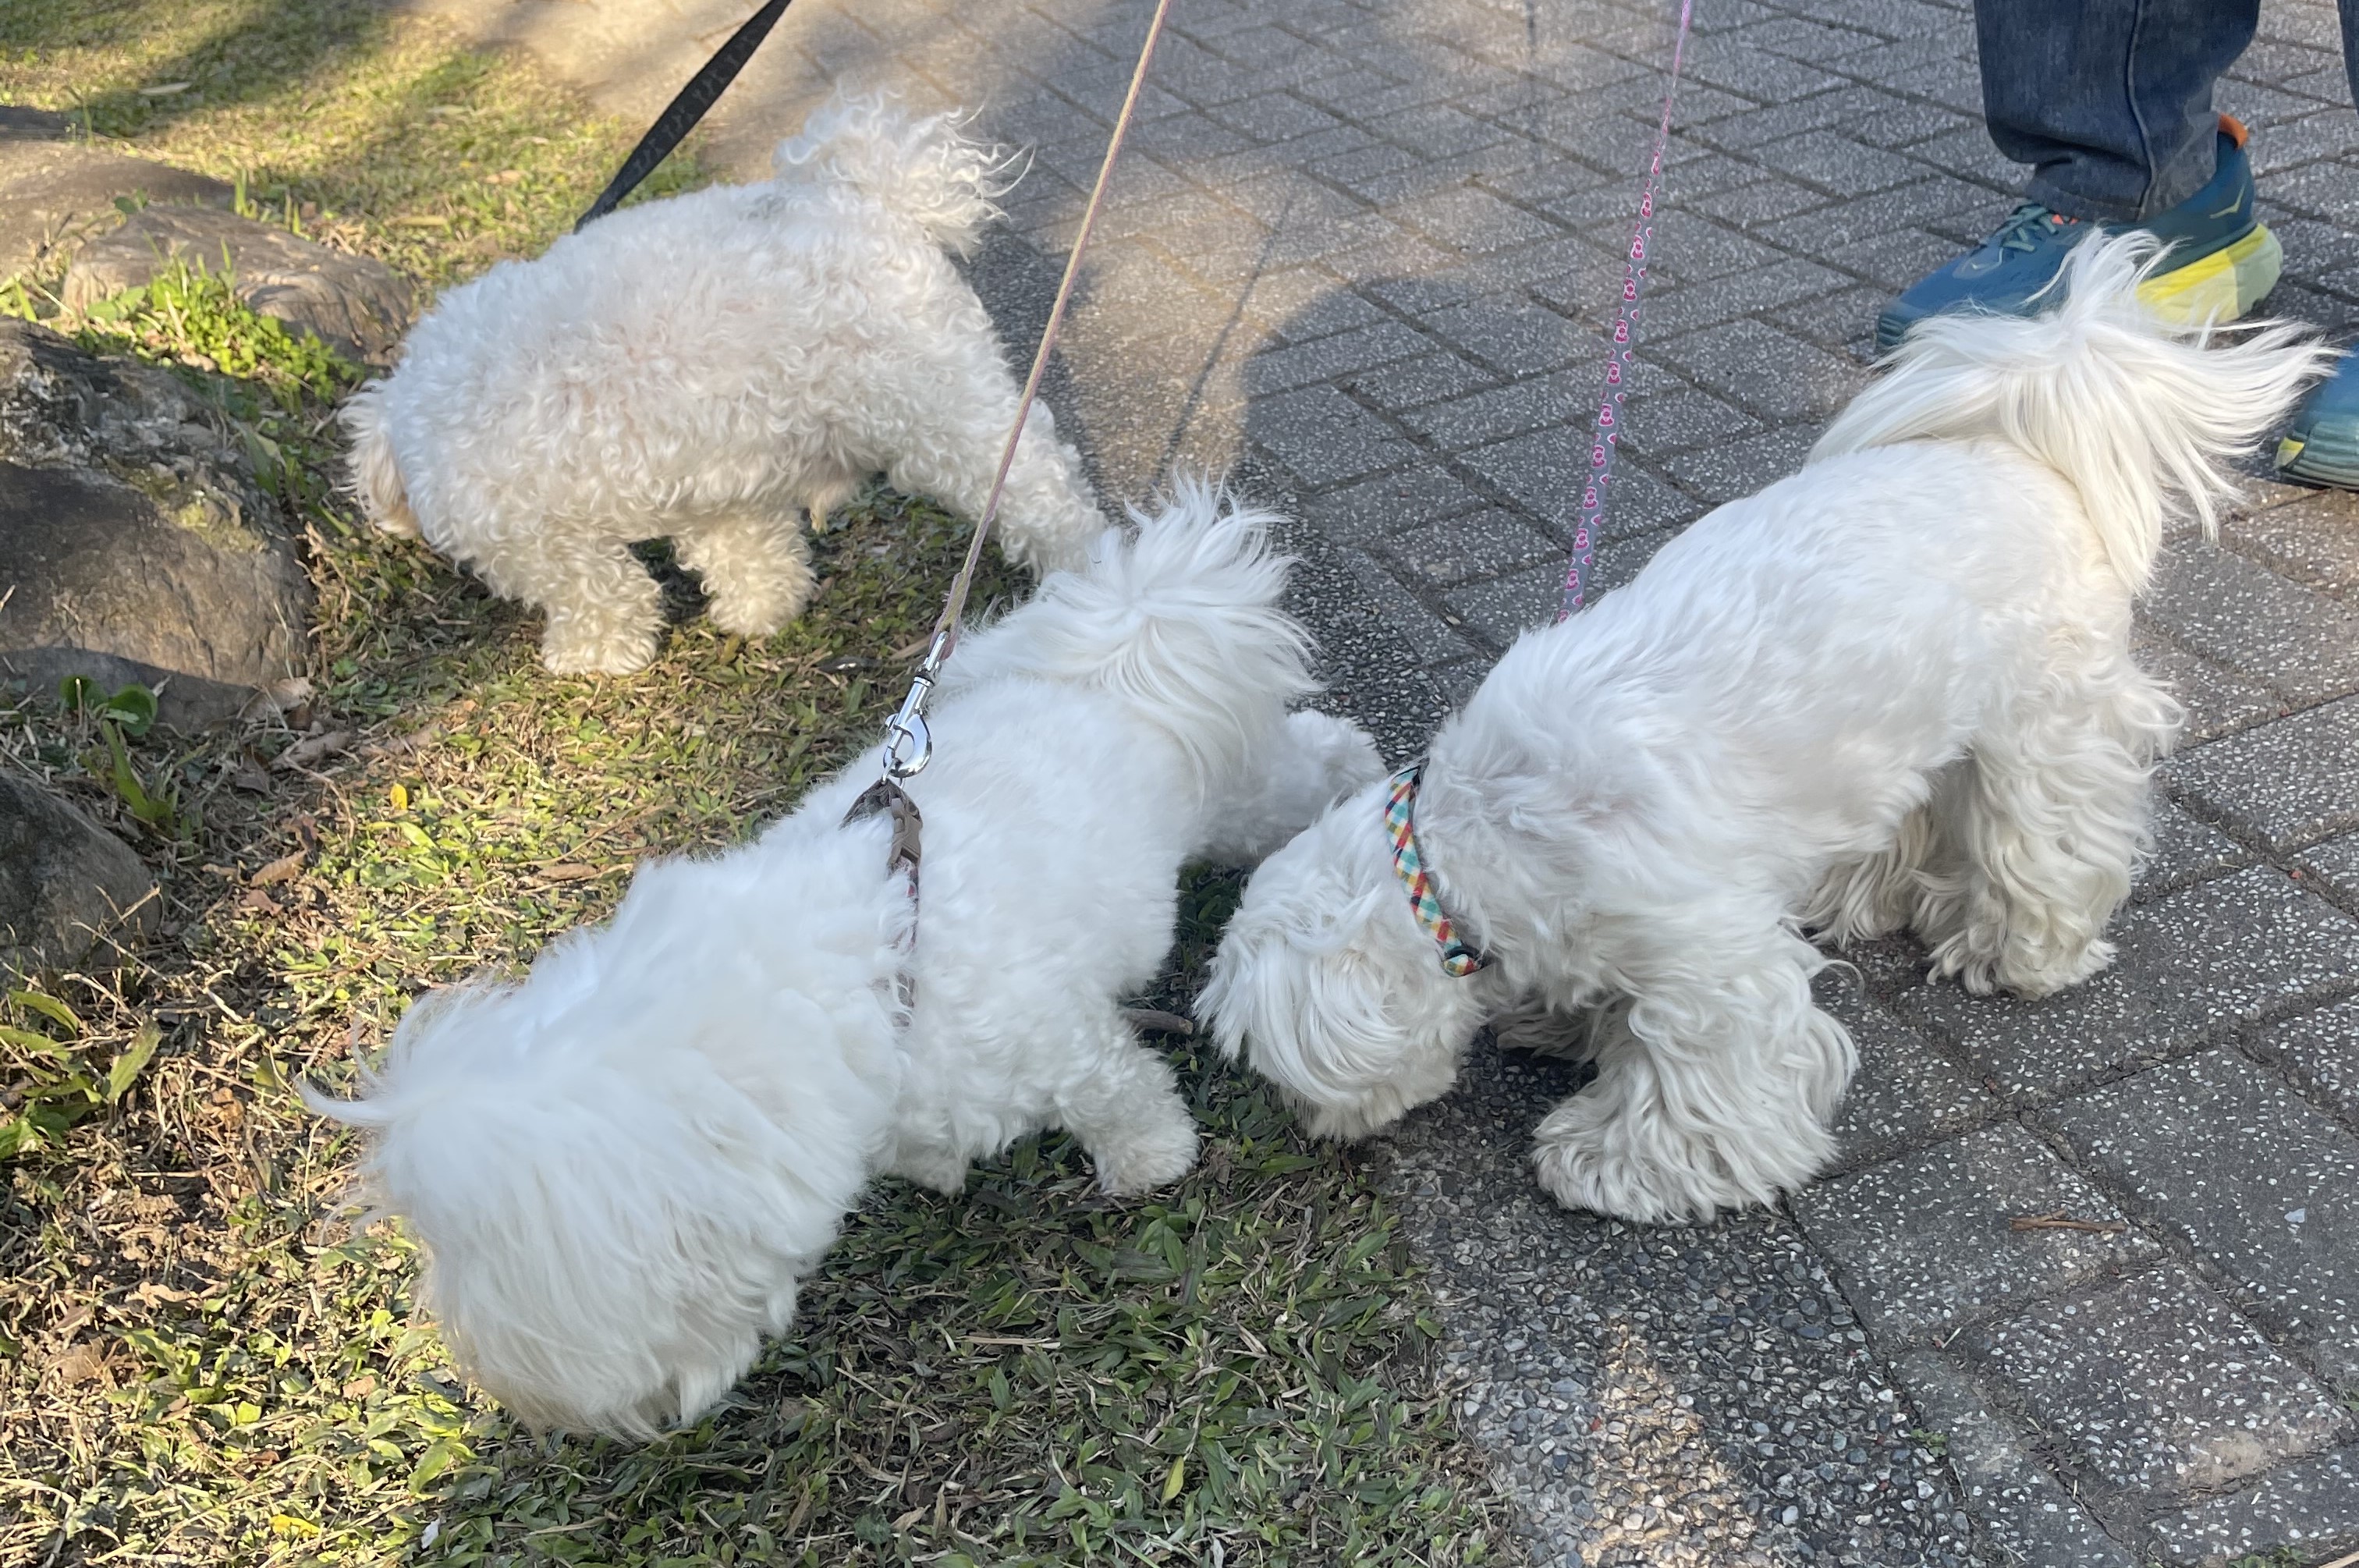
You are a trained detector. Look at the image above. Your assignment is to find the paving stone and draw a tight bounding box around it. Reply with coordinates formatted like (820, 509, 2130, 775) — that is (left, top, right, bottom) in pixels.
(1457, 429, 1706, 538)
(2148, 1442, 2359, 1566)
(2296, 833, 2359, 906)
(1791, 1122, 2158, 1344)
(1338, 548, 1484, 669)
(1958, 1264, 2353, 1502)
(1385, 509, 1566, 590)
(2169, 697, 2359, 852)
(2144, 538, 2359, 704)
(2253, 995, 2359, 1131)
(1297, 467, 1492, 549)
(1889, 1349, 2139, 1568)
(1380, 183, 1564, 255)
(1241, 318, 1438, 395)
(1891, 866, 2359, 1099)
(1754, 128, 1934, 196)
(2047, 1049, 2359, 1387)
(1644, 318, 1869, 423)
(1417, 293, 1590, 377)
(2138, 799, 2255, 898)
(1338, 348, 1506, 413)
(1818, 977, 1992, 1173)
(1661, 424, 1822, 506)
(1619, 385, 1766, 458)
(1442, 562, 1565, 648)
(2135, 626, 2287, 745)
(2224, 491, 2359, 601)
(2272, 158, 2359, 228)
(1631, 257, 1856, 339)
(1246, 381, 1420, 490)
(1393, 367, 1596, 451)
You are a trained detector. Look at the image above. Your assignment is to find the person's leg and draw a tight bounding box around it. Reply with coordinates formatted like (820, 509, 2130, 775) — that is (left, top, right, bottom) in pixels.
(2276, 0, 2359, 488)
(1876, 0, 2280, 354)
(1978, 0, 2258, 222)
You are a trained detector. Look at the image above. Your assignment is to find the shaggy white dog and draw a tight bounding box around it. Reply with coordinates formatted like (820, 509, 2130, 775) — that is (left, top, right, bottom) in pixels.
(339, 90, 1104, 675)
(1204, 236, 2329, 1226)
(309, 484, 1382, 1435)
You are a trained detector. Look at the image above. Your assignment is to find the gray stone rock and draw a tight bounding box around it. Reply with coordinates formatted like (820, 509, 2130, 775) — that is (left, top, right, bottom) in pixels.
(0, 112, 232, 287)
(0, 319, 309, 728)
(61, 204, 413, 365)
(0, 771, 155, 980)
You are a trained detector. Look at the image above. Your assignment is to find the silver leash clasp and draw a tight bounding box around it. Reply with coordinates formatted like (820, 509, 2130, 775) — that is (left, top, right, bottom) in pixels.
(879, 630, 952, 780)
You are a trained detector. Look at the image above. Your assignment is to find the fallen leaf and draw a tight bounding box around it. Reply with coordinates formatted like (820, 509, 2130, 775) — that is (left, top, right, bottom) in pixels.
(271, 730, 352, 772)
(249, 851, 305, 886)
(534, 863, 606, 883)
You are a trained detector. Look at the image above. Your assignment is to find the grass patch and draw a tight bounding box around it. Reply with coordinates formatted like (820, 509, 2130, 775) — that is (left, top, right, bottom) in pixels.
(0, 0, 701, 289)
(2, 2, 1509, 1563)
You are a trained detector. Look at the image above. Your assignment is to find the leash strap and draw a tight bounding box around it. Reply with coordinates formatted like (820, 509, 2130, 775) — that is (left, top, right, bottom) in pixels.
(1385, 766, 1488, 977)
(878, 0, 1177, 782)
(575, 0, 793, 232)
(842, 778, 922, 1005)
(1558, 0, 1695, 620)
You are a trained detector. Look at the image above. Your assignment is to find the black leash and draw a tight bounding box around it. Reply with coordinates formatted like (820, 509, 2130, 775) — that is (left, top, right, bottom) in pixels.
(574, 0, 793, 232)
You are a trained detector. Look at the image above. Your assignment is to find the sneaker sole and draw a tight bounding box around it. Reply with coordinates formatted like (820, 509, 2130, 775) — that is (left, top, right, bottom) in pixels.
(1875, 222, 2282, 356)
(2277, 429, 2359, 488)
(2134, 223, 2281, 325)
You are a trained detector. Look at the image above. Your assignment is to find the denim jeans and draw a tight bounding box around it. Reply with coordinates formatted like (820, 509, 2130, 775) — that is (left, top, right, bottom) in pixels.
(1975, 0, 2359, 220)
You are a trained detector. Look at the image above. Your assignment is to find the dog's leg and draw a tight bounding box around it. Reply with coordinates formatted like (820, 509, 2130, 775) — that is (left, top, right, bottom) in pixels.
(878, 348, 1101, 575)
(1057, 1012, 1200, 1197)
(1801, 781, 1961, 945)
(1530, 917, 1854, 1224)
(471, 535, 666, 676)
(1925, 648, 2173, 998)
(1490, 993, 1599, 1062)
(676, 513, 815, 639)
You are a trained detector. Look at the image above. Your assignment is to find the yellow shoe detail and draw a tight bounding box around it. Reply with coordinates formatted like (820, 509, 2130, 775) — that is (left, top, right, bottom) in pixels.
(2136, 225, 2282, 326)
(2278, 435, 2307, 469)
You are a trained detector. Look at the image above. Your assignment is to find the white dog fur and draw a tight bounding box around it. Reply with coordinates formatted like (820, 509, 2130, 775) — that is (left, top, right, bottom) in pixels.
(309, 484, 1383, 1435)
(1204, 236, 2331, 1226)
(340, 90, 1104, 675)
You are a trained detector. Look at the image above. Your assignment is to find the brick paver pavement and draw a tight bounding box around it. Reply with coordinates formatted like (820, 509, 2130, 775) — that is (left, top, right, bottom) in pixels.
(417, 0, 2359, 1559)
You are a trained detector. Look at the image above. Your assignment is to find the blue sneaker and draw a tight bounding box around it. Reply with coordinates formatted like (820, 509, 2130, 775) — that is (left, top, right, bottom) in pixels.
(2278, 349, 2359, 488)
(1875, 115, 2283, 355)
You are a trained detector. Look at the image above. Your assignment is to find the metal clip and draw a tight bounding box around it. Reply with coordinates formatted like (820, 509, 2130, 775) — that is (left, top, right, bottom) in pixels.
(881, 676, 933, 779)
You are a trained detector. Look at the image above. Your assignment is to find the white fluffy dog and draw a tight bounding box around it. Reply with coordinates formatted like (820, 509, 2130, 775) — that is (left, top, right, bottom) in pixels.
(1204, 236, 2329, 1225)
(309, 484, 1382, 1435)
(340, 90, 1104, 675)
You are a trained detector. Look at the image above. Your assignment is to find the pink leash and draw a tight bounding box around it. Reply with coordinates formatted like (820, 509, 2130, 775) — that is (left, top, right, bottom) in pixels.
(1558, 0, 1696, 620)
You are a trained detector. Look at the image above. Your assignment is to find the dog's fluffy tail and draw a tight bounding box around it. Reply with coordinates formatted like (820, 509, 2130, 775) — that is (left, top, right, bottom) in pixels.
(338, 380, 421, 537)
(944, 476, 1318, 799)
(1812, 232, 2332, 594)
(773, 89, 1010, 255)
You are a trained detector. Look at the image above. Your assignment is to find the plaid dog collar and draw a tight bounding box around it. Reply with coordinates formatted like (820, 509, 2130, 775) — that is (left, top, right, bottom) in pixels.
(1384, 764, 1488, 977)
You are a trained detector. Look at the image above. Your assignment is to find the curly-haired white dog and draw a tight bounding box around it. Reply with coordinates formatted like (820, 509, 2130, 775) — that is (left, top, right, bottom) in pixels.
(1204, 236, 2329, 1226)
(340, 90, 1103, 675)
(308, 484, 1382, 1435)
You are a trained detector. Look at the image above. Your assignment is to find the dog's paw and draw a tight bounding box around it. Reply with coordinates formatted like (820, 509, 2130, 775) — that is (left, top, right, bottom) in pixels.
(707, 584, 811, 640)
(540, 626, 661, 676)
(1532, 1122, 1739, 1226)
(1090, 1121, 1200, 1198)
